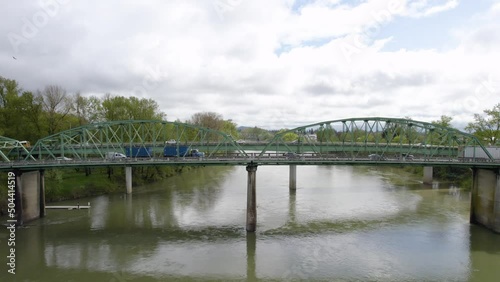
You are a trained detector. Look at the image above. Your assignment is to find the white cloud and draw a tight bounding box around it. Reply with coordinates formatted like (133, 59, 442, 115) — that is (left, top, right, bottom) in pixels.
(403, 0, 459, 18)
(1, 0, 499, 130)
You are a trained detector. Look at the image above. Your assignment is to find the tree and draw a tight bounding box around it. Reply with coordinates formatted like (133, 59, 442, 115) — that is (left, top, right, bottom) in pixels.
(316, 125, 338, 142)
(240, 126, 272, 141)
(432, 115, 453, 128)
(38, 85, 73, 135)
(188, 112, 243, 141)
(465, 103, 500, 145)
(190, 112, 224, 130)
(277, 129, 298, 142)
(101, 94, 165, 121)
(222, 119, 238, 138)
(73, 93, 103, 126)
(0, 77, 44, 141)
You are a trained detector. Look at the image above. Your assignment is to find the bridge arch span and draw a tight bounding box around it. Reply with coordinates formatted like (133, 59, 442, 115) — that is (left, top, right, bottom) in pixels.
(26, 120, 246, 160)
(260, 117, 493, 160)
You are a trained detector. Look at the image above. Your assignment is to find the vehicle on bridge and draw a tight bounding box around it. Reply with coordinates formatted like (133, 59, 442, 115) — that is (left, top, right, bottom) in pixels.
(400, 153, 414, 161)
(190, 149, 205, 157)
(55, 156, 72, 161)
(462, 146, 500, 161)
(106, 152, 127, 159)
(19, 141, 31, 148)
(368, 154, 386, 161)
(125, 147, 153, 158)
(163, 146, 205, 157)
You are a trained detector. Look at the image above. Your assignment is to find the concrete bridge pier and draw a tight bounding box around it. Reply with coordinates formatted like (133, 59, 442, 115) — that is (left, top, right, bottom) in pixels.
(289, 165, 297, 190)
(423, 166, 433, 184)
(39, 170, 46, 218)
(14, 170, 46, 225)
(246, 164, 258, 232)
(125, 166, 132, 194)
(470, 168, 500, 233)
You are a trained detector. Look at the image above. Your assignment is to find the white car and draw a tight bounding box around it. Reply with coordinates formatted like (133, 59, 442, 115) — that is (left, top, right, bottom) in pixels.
(56, 157, 72, 161)
(165, 139, 177, 145)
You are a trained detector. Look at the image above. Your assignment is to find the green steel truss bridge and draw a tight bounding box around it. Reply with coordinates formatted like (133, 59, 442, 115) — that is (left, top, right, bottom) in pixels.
(1, 117, 499, 170)
(0, 136, 34, 162)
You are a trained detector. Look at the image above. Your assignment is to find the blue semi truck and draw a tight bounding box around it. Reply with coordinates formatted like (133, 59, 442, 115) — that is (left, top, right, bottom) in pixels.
(163, 145, 204, 157)
(125, 147, 153, 158)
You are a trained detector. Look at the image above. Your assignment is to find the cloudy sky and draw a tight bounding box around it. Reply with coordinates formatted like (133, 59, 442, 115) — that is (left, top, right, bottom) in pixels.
(1, 0, 499, 129)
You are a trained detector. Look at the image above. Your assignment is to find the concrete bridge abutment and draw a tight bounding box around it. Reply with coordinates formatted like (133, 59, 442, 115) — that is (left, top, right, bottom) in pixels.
(470, 168, 500, 233)
(14, 170, 46, 225)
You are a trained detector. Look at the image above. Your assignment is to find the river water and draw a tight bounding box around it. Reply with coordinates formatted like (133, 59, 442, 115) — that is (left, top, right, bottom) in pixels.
(1, 166, 499, 281)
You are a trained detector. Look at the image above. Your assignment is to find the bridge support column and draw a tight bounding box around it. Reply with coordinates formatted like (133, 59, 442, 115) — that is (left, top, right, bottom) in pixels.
(246, 164, 258, 232)
(423, 166, 433, 184)
(125, 166, 132, 194)
(470, 168, 500, 233)
(39, 170, 46, 218)
(14, 170, 44, 225)
(289, 165, 297, 190)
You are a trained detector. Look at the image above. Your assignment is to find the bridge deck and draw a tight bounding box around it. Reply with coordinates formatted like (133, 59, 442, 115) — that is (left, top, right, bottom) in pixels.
(2, 155, 499, 170)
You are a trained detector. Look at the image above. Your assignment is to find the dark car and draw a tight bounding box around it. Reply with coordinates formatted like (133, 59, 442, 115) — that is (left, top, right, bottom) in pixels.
(368, 154, 385, 161)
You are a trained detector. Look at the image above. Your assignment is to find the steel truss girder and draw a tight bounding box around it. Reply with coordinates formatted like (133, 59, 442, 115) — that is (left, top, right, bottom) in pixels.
(26, 120, 247, 160)
(260, 117, 494, 161)
(0, 136, 34, 162)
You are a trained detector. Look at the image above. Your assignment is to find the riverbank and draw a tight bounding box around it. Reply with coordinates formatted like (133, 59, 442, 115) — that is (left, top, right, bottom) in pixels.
(401, 166, 473, 188)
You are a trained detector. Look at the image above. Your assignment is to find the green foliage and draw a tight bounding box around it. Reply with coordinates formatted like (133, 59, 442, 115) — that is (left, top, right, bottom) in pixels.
(0, 77, 45, 141)
(281, 131, 298, 142)
(316, 126, 338, 142)
(189, 112, 239, 141)
(432, 115, 453, 128)
(190, 112, 224, 130)
(465, 103, 500, 145)
(74, 93, 102, 125)
(240, 126, 272, 141)
(101, 94, 165, 121)
(222, 120, 239, 139)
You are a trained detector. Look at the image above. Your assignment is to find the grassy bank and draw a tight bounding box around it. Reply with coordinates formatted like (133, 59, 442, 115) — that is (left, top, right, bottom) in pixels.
(402, 166, 473, 188)
(0, 166, 190, 215)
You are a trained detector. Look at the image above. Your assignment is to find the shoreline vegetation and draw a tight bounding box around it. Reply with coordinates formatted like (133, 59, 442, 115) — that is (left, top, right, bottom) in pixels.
(400, 166, 472, 188)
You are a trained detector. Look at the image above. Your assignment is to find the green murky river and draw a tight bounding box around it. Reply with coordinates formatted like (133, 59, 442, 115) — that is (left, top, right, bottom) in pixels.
(1, 166, 499, 281)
